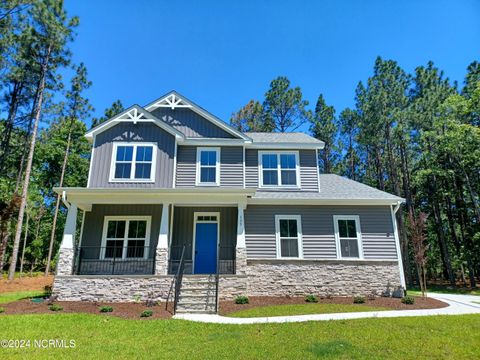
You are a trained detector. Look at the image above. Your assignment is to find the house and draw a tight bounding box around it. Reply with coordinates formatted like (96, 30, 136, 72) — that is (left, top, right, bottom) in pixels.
(53, 91, 405, 313)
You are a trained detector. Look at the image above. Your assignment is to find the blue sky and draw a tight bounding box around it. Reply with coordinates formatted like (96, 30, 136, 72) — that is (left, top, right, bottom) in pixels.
(64, 0, 480, 128)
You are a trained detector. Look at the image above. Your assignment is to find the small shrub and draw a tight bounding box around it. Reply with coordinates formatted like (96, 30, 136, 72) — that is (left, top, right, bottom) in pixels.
(141, 310, 153, 317)
(133, 295, 141, 303)
(367, 290, 377, 301)
(353, 296, 365, 304)
(401, 296, 415, 305)
(305, 294, 318, 303)
(99, 306, 113, 313)
(0, 307, 5, 313)
(145, 292, 157, 307)
(235, 296, 249, 304)
(44, 285, 53, 297)
(49, 304, 63, 312)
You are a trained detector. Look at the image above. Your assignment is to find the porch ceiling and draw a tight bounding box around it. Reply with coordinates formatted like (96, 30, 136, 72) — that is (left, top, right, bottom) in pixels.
(54, 187, 254, 210)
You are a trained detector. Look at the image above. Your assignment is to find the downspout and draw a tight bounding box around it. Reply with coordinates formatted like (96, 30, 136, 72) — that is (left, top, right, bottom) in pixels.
(391, 200, 406, 290)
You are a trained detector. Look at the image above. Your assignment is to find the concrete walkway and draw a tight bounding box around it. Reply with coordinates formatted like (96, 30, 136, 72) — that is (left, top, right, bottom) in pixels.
(173, 293, 480, 324)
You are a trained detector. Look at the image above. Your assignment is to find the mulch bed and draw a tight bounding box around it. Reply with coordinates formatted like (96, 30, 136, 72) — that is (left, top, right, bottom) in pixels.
(218, 296, 448, 315)
(1, 299, 173, 320)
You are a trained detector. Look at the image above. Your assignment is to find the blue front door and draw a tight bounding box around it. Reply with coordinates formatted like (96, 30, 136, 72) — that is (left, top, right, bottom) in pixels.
(194, 222, 218, 274)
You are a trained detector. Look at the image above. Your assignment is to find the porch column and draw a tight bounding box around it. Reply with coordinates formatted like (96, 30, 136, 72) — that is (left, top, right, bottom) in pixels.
(56, 203, 77, 276)
(236, 203, 247, 275)
(155, 203, 170, 275)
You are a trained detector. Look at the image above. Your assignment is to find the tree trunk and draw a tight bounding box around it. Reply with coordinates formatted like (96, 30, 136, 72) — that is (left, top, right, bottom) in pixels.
(7, 44, 51, 281)
(0, 80, 23, 172)
(19, 211, 28, 276)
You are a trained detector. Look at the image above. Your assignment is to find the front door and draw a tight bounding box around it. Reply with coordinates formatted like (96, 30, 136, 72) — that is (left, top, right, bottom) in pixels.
(193, 213, 219, 274)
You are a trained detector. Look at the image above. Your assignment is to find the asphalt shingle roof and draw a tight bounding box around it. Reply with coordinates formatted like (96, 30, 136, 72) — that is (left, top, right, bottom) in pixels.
(246, 132, 324, 144)
(253, 174, 403, 201)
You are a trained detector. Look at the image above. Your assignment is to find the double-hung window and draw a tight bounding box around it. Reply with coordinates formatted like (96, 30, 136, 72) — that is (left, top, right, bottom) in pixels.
(102, 217, 151, 259)
(196, 147, 220, 186)
(275, 215, 303, 258)
(333, 215, 363, 259)
(110, 143, 156, 182)
(259, 151, 299, 188)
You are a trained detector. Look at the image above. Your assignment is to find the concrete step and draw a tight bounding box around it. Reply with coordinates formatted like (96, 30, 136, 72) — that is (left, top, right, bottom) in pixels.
(176, 302, 216, 312)
(175, 309, 216, 314)
(179, 293, 216, 300)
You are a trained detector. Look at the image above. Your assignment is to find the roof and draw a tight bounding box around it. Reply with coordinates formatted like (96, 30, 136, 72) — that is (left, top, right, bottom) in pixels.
(251, 174, 404, 204)
(246, 132, 324, 145)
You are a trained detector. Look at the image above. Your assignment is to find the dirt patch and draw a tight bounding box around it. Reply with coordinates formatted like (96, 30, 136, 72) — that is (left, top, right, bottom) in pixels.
(1, 298, 173, 320)
(0, 275, 54, 293)
(219, 296, 448, 315)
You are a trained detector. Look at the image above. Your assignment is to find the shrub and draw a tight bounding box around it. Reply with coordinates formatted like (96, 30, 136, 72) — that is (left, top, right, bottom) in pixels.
(353, 296, 366, 304)
(235, 296, 249, 304)
(401, 296, 415, 305)
(0, 307, 5, 313)
(44, 285, 53, 297)
(141, 310, 153, 317)
(305, 294, 318, 303)
(133, 295, 141, 303)
(49, 304, 63, 311)
(99, 306, 113, 313)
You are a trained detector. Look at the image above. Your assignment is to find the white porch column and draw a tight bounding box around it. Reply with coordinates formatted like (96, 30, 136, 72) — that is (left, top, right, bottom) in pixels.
(235, 203, 247, 275)
(56, 203, 77, 276)
(155, 203, 170, 275)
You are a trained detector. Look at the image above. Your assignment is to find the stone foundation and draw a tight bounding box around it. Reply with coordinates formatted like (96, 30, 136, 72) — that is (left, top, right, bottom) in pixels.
(56, 248, 74, 276)
(218, 275, 247, 300)
(155, 248, 169, 275)
(53, 275, 174, 302)
(245, 260, 401, 297)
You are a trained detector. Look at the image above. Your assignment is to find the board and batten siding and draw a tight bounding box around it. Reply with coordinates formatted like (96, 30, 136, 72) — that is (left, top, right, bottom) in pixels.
(80, 204, 163, 258)
(151, 108, 234, 138)
(89, 123, 175, 188)
(244, 205, 398, 260)
(245, 149, 319, 191)
(175, 146, 244, 188)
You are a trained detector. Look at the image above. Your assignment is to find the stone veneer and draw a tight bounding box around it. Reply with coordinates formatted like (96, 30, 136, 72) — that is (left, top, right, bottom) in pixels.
(155, 248, 169, 275)
(53, 276, 174, 302)
(245, 260, 401, 297)
(56, 248, 74, 276)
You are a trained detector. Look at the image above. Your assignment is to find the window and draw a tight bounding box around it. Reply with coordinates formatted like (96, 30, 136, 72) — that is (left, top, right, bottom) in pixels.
(110, 143, 156, 182)
(259, 151, 299, 187)
(101, 217, 151, 259)
(275, 215, 303, 258)
(333, 215, 362, 259)
(196, 147, 220, 186)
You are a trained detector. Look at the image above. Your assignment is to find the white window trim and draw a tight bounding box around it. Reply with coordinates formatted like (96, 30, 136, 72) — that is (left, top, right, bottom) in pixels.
(333, 215, 364, 260)
(275, 215, 303, 259)
(258, 150, 301, 189)
(195, 147, 220, 186)
(192, 212, 220, 273)
(100, 216, 152, 260)
(109, 142, 157, 183)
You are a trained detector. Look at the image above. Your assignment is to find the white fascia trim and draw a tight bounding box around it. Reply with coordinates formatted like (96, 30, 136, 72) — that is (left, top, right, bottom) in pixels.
(195, 147, 221, 186)
(248, 198, 405, 206)
(86, 136, 96, 188)
(85, 105, 184, 141)
(246, 142, 325, 150)
(258, 150, 301, 190)
(333, 215, 363, 260)
(180, 138, 250, 146)
(315, 148, 320, 193)
(144, 91, 251, 141)
(274, 214, 303, 259)
(391, 202, 407, 288)
(109, 142, 157, 183)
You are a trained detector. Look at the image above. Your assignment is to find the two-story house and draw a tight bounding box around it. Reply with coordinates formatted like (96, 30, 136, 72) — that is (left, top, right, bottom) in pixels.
(53, 91, 405, 314)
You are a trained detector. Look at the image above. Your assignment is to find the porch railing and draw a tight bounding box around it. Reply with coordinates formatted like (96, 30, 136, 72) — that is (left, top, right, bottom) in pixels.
(74, 246, 155, 275)
(165, 245, 186, 314)
(167, 245, 236, 275)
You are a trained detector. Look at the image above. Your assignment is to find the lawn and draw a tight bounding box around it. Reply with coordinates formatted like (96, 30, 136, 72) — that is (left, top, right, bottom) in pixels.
(0, 314, 479, 359)
(407, 285, 480, 296)
(0, 290, 46, 304)
(228, 303, 388, 318)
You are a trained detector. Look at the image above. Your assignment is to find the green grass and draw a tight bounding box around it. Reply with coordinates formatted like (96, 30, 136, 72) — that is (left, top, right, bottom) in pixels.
(227, 303, 388, 318)
(407, 285, 480, 296)
(0, 314, 479, 359)
(0, 290, 45, 304)
(1, 271, 44, 279)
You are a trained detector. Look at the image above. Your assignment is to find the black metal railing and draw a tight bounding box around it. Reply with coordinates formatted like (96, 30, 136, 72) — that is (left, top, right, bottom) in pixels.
(167, 245, 236, 275)
(165, 245, 186, 314)
(74, 246, 155, 275)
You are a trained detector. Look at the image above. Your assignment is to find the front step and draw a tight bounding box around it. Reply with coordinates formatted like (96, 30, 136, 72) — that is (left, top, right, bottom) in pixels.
(175, 275, 218, 314)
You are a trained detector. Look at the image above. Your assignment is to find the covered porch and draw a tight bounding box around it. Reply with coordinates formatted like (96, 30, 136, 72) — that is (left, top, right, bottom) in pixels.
(53, 187, 253, 277)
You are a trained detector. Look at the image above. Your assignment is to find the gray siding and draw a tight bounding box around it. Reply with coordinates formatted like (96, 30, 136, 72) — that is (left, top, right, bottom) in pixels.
(89, 123, 175, 188)
(244, 205, 397, 260)
(245, 149, 319, 191)
(171, 206, 238, 260)
(175, 146, 244, 188)
(80, 204, 163, 258)
(151, 108, 234, 138)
